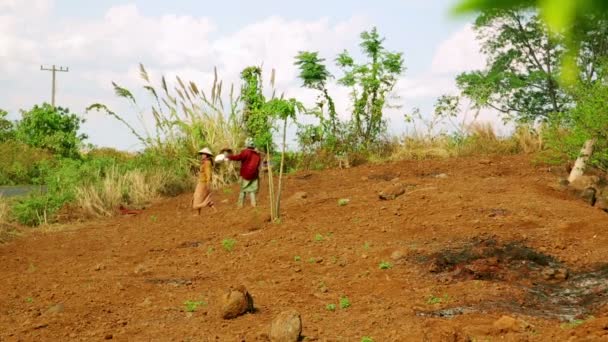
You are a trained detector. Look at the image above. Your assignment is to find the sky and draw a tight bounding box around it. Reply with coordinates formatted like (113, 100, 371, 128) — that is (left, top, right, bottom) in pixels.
(0, 0, 501, 151)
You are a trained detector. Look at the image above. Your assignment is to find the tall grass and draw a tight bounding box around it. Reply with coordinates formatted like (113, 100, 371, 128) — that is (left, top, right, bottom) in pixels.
(0, 196, 9, 224)
(388, 122, 543, 161)
(87, 64, 245, 187)
(75, 168, 165, 217)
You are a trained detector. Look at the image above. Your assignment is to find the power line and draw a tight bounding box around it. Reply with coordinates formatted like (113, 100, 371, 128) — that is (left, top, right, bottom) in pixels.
(40, 65, 69, 107)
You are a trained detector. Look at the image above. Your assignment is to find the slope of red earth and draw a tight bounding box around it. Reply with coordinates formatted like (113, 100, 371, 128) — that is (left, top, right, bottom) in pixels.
(2, 155, 608, 341)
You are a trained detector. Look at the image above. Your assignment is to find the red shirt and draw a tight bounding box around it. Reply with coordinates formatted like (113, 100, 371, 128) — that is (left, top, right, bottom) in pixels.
(228, 148, 261, 180)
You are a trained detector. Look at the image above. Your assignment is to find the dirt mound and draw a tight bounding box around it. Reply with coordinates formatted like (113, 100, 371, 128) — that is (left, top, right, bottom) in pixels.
(2, 155, 608, 340)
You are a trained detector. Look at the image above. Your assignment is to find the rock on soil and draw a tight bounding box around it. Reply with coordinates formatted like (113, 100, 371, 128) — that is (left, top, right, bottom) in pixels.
(596, 190, 608, 212)
(492, 315, 532, 333)
(270, 310, 302, 342)
(379, 183, 406, 200)
(579, 187, 597, 206)
(569, 175, 600, 191)
(243, 214, 272, 231)
(220, 286, 254, 319)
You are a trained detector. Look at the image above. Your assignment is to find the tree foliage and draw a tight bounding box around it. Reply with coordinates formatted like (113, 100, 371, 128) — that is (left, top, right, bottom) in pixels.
(240, 66, 273, 151)
(337, 27, 405, 146)
(0, 108, 14, 142)
(294, 51, 338, 138)
(456, 9, 569, 123)
(453, 0, 608, 82)
(457, 9, 608, 123)
(15, 104, 86, 158)
(546, 76, 608, 170)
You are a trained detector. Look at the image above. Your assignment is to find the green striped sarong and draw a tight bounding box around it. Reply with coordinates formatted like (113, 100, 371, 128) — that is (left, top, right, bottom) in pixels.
(240, 178, 259, 193)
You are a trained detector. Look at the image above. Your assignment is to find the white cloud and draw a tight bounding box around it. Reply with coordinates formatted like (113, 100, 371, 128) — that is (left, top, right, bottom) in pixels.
(431, 24, 485, 74)
(0, 3, 370, 149)
(0, 4, 508, 150)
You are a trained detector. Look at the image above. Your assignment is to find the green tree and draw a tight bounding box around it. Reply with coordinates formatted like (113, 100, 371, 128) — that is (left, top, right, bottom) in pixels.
(546, 77, 608, 170)
(263, 98, 303, 221)
(15, 103, 87, 158)
(453, 0, 608, 82)
(336, 27, 405, 147)
(456, 9, 608, 123)
(240, 66, 273, 151)
(294, 51, 339, 140)
(0, 108, 15, 142)
(456, 9, 569, 123)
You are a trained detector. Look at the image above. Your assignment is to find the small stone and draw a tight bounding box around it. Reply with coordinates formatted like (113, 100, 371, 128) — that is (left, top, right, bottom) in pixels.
(137, 298, 152, 307)
(580, 187, 597, 206)
(555, 268, 569, 281)
(361, 176, 369, 181)
(46, 303, 64, 314)
(220, 286, 254, 319)
(94, 264, 105, 271)
(434, 173, 448, 179)
(270, 310, 302, 342)
(290, 192, 308, 200)
(104, 334, 113, 340)
(541, 268, 556, 280)
(493, 315, 531, 333)
(379, 183, 406, 201)
(569, 175, 600, 191)
(390, 250, 406, 261)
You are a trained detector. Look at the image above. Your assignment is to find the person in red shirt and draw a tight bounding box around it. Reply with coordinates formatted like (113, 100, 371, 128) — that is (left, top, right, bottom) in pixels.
(227, 138, 262, 207)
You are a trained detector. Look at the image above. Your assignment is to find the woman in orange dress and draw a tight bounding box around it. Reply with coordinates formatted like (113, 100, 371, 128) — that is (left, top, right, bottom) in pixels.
(192, 147, 216, 214)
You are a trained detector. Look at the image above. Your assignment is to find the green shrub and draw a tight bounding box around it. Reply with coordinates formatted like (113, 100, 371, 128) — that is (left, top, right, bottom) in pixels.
(12, 194, 67, 226)
(15, 103, 86, 158)
(0, 141, 53, 185)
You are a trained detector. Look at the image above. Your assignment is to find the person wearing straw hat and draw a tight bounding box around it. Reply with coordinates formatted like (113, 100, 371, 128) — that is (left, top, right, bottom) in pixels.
(192, 147, 216, 214)
(227, 138, 262, 208)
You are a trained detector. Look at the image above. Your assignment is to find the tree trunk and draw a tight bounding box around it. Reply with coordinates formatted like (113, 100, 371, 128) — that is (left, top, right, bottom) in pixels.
(568, 138, 596, 183)
(275, 119, 287, 220)
(266, 144, 276, 221)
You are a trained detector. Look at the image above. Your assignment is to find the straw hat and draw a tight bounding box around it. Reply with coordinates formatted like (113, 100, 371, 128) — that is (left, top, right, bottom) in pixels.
(198, 147, 213, 156)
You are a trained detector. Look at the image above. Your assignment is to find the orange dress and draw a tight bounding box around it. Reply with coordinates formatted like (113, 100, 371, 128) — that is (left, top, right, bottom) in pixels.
(192, 158, 213, 209)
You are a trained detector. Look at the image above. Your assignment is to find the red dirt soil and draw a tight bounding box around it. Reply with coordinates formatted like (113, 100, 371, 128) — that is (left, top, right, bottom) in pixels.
(2, 155, 608, 341)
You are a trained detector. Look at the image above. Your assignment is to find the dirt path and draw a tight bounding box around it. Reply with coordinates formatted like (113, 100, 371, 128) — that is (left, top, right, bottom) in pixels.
(1, 155, 608, 341)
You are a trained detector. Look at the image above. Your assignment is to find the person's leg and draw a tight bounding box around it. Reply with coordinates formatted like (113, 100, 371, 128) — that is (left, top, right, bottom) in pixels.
(237, 192, 245, 208)
(249, 192, 256, 207)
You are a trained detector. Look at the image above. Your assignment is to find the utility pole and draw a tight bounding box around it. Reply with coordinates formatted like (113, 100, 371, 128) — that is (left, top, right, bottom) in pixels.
(40, 65, 69, 107)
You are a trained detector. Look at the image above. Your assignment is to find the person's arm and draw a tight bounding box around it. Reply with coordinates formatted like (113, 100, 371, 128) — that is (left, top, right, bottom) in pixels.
(228, 150, 247, 161)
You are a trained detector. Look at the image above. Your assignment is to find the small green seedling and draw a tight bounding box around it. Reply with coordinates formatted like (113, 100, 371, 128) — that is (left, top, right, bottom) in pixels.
(206, 247, 215, 256)
(314, 233, 324, 242)
(294, 256, 301, 262)
(25, 297, 33, 303)
(307, 257, 316, 264)
(150, 215, 158, 222)
(427, 294, 449, 305)
(222, 188, 233, 194)
(326, 303, 336, 311)
(339, 296, 351, 309)
(363, 242, 371, 251)
(361, 337, 374, 342)
(184, 299, 207, 312)
(379, 261, 393, 270)
(338, 199, 350, 206)
(221, 238, 236, 252)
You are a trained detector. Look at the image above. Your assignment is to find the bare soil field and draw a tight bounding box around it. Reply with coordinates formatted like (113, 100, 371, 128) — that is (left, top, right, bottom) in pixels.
(2, 155, 608, 341)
